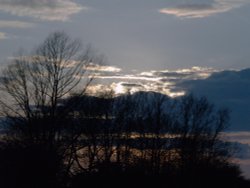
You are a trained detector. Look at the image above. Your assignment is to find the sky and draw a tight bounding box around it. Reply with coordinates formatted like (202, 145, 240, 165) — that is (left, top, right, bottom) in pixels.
(0, 0, 250, 124)
(0, 0, 250, 127)
(1, 0, 250, 178)
(0, 0, 250, 71)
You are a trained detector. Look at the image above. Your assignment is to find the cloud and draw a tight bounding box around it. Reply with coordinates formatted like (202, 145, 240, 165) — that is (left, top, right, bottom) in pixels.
(84, 63, 122, 73)
(150, 66, 216, 81)
(0, 20, 34, 28)
(0, 0, 85, 21)
(223, 131, 250, 178)
(225, 132, 250, 145)
(85, 66, 250, 131)
(85, 66, 250, 178)
(87, 66, 215, 97)
(0, 32, 7, 39)
(159, 0, 249, 18)
(180, 68, 250, 130)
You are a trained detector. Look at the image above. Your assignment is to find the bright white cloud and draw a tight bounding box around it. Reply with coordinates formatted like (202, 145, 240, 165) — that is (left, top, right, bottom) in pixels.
(111, 82, 127, 95)
(159, 0, 249, 18)
(140, 66, 216, 80)
(0, 20, 34, 28)
(0, 0, 85, 21)
(86, 66, 217, 97)
(85, 63, 122, 73)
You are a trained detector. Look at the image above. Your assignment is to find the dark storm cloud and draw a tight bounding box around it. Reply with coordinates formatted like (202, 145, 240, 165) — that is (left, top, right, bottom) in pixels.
(179, 68, 250, 130)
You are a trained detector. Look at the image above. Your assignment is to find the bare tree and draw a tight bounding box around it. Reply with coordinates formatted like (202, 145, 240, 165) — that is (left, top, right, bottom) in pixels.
(0, 31, 99, 142)
(174, 95, 231, 169)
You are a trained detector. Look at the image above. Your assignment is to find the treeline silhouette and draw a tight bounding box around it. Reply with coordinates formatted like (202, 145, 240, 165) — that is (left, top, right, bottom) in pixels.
(0, 92, 249, 188)
(0, 32, 249, 188)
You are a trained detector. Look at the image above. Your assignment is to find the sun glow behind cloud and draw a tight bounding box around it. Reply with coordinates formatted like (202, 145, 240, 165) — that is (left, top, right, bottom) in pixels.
(112, 82, 127, 95)
(85, 63, 121, 73)
(84, 65, 217, 97)
(85, 66, 250, 178)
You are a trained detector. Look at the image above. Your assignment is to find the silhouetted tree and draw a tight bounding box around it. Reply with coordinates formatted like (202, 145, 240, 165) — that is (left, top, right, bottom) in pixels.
(68, 94, 249, 188)
(0, 141, 64, 188)
(0, 33, 249, 187)
(0, 32, 99, 143)
(0, 32, 102, 187)
(174, 95, 232, 170)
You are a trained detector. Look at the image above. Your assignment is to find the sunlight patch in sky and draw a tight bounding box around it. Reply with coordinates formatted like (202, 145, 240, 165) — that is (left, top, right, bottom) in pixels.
(85, 65, 216, 97)
(85, 63, 122, 73)
(112, 82, 127, 95)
